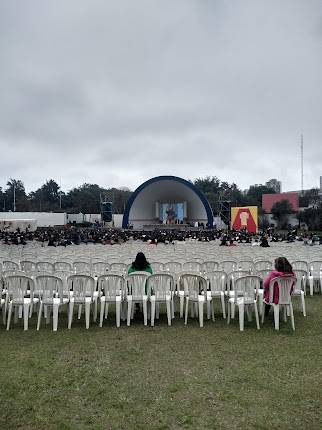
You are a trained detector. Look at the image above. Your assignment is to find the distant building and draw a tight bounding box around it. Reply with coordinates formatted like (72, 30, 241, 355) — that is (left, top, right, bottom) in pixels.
(320, 176, 322, 191)
(265, 178, 281, 193)
(262, 192, 299, 213)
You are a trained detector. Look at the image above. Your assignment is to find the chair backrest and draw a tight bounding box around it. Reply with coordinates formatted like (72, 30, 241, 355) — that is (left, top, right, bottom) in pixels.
(182, 261, 202, 272)
(233, 275, 261, 303)
(20, 260, 36, 272)
(67, 275, 95, 301)
(149, 262, 165, 272)
(146, 273, 174, 299)
(254, 260, 273, 271)
(207, 271, 227, 294)
(291, 260, 308, 272)
(73, 261, 91, 274)
(256, 269, 272, 281)
(219, 260, 237, 273)
(3, 260, 19, 271)
(180, 273, 207, 300)
(54, 261, 73, 271)
(228, 270, 250, 291)
(164, 261, 182, 273)
(237, 260, 254, 273)
(268, 276, 296, 305)
(110, 262, 128, 275)
(5, 275, 35, 302)
(202, 261, 219, 273)
(36, 275, 64, 303)
(292, 269, 307, 294)
(125, 272, 150, 299)
(36, 261, 54, 273)
(309, 260, 322, 276)
(97, 274, 124, 299)
(92, 262, 110, 276)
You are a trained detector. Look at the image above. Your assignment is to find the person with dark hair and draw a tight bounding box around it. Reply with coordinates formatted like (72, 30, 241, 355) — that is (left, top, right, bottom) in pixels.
(128, 252, 153, 275)
(263, 257, 294, 316)
(260, 234, 270, 247)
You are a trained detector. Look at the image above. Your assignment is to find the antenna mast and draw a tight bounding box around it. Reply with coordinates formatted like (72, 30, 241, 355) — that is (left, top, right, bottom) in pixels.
(300, 134, 304, 195)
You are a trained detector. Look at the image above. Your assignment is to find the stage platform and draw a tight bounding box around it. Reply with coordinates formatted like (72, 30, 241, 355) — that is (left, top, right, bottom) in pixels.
(142, 224, 202, 231)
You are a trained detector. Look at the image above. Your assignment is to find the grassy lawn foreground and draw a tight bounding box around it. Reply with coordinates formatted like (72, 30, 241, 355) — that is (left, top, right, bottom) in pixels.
(0, 297, 322, 430)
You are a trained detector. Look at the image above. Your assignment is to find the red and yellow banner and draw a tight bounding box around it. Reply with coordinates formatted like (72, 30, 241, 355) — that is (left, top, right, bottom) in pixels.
(231, 206, 258, 233)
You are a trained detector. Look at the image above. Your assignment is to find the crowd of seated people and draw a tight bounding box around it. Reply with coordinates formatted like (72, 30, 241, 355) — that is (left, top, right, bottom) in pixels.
(1, 225, 322, 247)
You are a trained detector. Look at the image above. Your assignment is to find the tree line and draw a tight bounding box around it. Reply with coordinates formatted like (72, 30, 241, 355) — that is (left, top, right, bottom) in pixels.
(1, 176, 321, 230)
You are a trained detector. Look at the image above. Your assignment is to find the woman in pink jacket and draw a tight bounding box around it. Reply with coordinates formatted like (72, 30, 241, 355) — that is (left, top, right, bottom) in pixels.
(263, 257, 294, 316)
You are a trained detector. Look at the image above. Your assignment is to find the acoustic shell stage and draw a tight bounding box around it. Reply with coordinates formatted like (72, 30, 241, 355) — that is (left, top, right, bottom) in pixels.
(122, 175, 214, 230)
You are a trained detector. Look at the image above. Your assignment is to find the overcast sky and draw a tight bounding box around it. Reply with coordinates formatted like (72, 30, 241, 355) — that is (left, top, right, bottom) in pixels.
(0, 0, 321, 193)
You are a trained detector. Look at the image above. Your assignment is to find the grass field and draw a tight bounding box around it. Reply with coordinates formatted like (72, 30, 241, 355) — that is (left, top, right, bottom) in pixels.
(0, 296, 322, 430)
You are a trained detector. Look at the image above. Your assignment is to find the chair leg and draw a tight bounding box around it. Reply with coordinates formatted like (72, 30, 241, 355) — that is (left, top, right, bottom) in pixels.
(211, 300, 215, 322)
(14, 306, 19, 324)
(68, 300, 74, 329)
(283, 306, 287, 322)
(127, 297, 132, 326)
(231, 302, 235, 319)
(53, 302, 59, 331)
(6, 302, 13, 330)
(115, 298, 121, 328)
(254, 302, 260, 330)
(85, 300, 91, 329)
(2, 304, 6, 325)
(238, 303, 244, 331)
(78, 304, 82, 319)
(185, 297, 189, 325)
(23, 303, 30, 331)
(150, 298, 156, 327)
(93, 297, 98, 322)
(221, 294, 226, 319)
(308, 276, 313, 296)
(143, 297, 148, 326)
(179, 292, 184, 318)
(227, 300, 231, 325)
(273, 304, 279, 330)
(105, 302, 109, 319)
(207, 301, 211, 320)
(289, 303, 295, 330)
(46, 307, 51, 324)
(198, 297, 204, 328)
(37, 301, 43, 330)
(166, 298, 171, 326)
(301, 292, 306, 317)
(99, 299, 105, 327)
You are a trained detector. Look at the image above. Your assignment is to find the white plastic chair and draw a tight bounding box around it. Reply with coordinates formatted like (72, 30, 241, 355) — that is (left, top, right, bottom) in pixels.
(308, 260, 322, 295)
(3, 261, 19, 271)
(206, 271, 227, 319)
(147, 273, 174, 326)
(5, 275, 39, 330)
(261, 276, 296, 330)
(73, 261, 91, 274)
(36, 261, 54, 273)
(98, 274, 124, 327)
(202, 261, 219, 273)
(67, 275, 95, 329)
(292, 269, 307, 316)
(20, 260, 36, 273)
(227, 275, 260, 331)
(110, 263, 128, 275)
(54, 261, 73, 271)
(182, 261, 202, 272)
(150, 262, 165, 272)
(36, 275, 69, 331)
(125, 272, 150, 326)
(181, 273, 208, 327)
(254, 260, 273, 271)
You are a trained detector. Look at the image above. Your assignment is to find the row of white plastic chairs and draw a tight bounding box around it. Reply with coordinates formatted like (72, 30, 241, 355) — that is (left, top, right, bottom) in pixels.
(0, 270, 307, 332)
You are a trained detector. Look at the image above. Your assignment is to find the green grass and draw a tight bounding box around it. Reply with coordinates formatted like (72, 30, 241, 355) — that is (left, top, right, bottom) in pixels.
(1, 297, 322, 430)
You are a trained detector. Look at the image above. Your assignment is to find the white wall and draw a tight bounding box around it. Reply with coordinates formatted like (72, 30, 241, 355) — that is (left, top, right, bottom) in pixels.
(0, 212, 66, 226)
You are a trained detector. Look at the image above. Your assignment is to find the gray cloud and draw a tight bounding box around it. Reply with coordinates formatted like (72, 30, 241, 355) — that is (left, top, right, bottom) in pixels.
(0, 0, 321, 193)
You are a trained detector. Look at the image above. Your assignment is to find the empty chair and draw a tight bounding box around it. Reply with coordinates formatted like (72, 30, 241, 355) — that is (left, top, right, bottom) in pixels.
(5, 275, 39, 330)
(147, 273, 174, 326)
(227, 275, 261, 331)
(2, 261, 19, 271)
(36, 275, 69, 331)
(254, 260, 273, 271)
(0, 280, 5, 325)
(202, 261, 219, 273)
(262, 276, 296, 330)
(67, 275, 95, 329)
(219, 260, 237, 274)
(292, 269, 307, 316)
(149, 262, 165, 273)
(207, 271, 227, 319)
(237, 259, 254, 273)
(292, 260, 309, 272)
(92, 262, 110, 277)
(110, 262, 128, 275)
(20, 260, 36, 273)
(98, 274, 124, 327)
(36, 261, 54, 273)
(164, 262, 182, 273)
(308, 260, 322, 295)
(125, 272, 150, 326)
(73, 261, 91, 274)
(181, 273, 208, 327)
(54, 261, 73, 271)
(182, 261, 202, 272)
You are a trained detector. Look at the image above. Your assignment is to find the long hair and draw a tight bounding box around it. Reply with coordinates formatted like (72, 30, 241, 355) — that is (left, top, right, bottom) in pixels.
(132, 252, 149, 270)
(274, 257, 293, 273)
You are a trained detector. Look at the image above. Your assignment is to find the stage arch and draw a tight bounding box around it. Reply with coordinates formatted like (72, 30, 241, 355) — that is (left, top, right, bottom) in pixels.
(122, 175, 213, 229)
